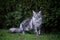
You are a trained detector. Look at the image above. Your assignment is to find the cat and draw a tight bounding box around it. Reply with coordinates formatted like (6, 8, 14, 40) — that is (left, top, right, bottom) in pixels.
(19, 10, 42, 36)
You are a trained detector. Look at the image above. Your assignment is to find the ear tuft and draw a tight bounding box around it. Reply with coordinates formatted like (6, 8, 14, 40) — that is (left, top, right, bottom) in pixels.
(32, 10, 36, 14)
(39, 11, 41, 13)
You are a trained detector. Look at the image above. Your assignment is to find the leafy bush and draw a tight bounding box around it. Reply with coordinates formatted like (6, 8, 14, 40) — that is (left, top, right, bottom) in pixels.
(0, 0, 60, 32)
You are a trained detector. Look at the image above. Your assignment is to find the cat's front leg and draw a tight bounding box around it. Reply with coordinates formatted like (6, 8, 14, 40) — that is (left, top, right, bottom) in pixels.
(33, 27, 38, 36)
(38, 30, 41, 35)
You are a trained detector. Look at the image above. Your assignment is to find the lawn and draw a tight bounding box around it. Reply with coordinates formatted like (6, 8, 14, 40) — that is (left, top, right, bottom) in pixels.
(0, 29, 60, 40)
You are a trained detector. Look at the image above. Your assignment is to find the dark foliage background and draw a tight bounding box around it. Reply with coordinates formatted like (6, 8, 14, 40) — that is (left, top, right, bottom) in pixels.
(0, 0, 60, 33)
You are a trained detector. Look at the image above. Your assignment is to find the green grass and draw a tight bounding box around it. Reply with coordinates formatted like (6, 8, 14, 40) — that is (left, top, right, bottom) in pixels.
(0, 29, 60, 40)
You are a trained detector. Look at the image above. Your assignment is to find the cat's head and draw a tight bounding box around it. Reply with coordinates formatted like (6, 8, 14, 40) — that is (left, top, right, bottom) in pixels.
(32, 10, 42, 18)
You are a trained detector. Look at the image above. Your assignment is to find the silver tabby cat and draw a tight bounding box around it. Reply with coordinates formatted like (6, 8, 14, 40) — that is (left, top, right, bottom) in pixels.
(9, 10, 42, 36)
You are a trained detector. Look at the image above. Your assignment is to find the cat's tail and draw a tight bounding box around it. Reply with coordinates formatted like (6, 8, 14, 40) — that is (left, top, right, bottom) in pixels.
(9, 27, 22, 33)
(9, 27, 16, 33)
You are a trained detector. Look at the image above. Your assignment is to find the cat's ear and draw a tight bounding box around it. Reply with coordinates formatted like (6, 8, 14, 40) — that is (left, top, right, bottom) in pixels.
(39, 11, 41, 13)
(32, 10, 36, 15)
(32, 10, 36, 14)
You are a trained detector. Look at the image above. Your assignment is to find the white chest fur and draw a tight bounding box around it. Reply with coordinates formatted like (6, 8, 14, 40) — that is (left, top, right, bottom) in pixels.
(32, 17, 42, 26)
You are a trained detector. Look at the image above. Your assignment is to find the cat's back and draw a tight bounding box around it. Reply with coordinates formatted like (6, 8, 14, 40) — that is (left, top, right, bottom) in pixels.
(21, 17, 32, 27)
